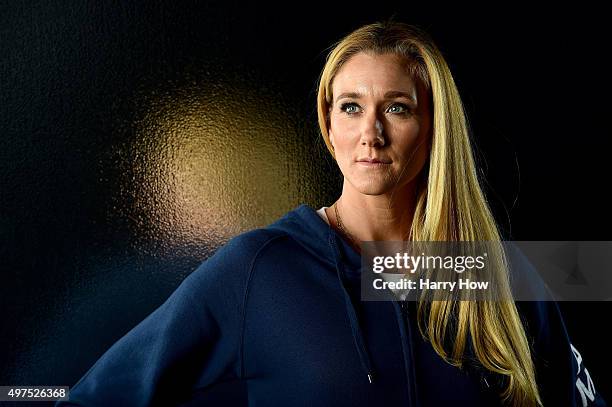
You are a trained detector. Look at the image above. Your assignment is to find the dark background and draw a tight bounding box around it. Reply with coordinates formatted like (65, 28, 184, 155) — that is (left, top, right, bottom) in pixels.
(1, 1, 610, 405)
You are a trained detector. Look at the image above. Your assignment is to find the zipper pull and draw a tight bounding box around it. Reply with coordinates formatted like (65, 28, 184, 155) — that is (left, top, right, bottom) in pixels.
(399, 300, 408, 316)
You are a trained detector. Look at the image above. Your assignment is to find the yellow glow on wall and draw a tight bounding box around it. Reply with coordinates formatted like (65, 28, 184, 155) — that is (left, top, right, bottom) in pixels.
(122, 79, 323, 251)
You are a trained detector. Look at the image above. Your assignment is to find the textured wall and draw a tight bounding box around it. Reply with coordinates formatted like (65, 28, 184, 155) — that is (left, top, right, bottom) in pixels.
(0, 2, 342, 396)
(1, 0, 610, 402)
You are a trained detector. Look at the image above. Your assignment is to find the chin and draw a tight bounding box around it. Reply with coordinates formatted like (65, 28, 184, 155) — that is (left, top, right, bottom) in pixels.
(348, 171, 420, 196)
(350, 179, 396, 195)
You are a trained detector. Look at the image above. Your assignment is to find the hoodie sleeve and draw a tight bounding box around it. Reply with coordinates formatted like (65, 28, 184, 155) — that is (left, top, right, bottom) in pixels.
(516, 299, 607, 407)
(507, 242, 608, 407)
(55, 231, 266, 407)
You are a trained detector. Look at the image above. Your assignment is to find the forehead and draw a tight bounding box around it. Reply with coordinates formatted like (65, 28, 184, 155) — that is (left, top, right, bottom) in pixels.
(332, 52, 416, 96)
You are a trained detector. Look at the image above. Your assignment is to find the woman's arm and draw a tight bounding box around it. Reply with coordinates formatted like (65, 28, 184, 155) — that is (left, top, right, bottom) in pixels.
(54, 231, 266, 406)
(55, 271, 219, 406)
(508, 243, 607, 406)
(517, 299, 607, 406)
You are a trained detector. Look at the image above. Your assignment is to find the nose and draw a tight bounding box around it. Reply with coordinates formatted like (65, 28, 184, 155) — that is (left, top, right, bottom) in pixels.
(359, 113, 385, 147)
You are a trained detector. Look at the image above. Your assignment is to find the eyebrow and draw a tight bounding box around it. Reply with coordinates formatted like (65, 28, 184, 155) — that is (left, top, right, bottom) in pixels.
(334, 90, 415, 104)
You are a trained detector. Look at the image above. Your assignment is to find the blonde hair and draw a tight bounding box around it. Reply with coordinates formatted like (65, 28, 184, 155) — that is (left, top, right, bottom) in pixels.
(317, 21, 542, 407)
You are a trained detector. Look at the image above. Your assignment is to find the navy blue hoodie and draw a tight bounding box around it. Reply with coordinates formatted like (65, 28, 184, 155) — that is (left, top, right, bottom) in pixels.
(56, 204, 607, 406)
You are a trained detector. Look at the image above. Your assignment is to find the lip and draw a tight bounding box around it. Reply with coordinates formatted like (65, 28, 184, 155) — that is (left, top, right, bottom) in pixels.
(356, 160, 391, 167)
(356, 157, 391, 165)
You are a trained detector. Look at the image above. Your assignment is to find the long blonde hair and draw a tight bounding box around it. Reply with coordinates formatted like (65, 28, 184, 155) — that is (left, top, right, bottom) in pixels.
(316, 21, 542, 407)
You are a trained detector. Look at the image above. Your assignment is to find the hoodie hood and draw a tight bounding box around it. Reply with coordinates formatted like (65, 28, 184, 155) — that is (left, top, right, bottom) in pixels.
(266, 203, 377, 384)
(266, 203, 361, 273)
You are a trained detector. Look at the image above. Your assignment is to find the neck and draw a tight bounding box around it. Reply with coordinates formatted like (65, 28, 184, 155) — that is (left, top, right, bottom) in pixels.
(332, 180, 417, 247)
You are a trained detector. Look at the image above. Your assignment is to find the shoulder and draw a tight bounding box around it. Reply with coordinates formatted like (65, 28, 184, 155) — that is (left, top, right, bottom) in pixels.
(182, 228, 291, 299)
(500, 243, 565, 341)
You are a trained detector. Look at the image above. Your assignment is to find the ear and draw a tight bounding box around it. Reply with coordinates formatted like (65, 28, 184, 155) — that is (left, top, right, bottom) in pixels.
(327, 105, 336, 151)
(325, 105, 336, 151)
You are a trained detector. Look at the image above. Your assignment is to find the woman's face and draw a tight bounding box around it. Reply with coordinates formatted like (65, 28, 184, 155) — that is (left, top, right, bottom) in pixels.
(328, 52, 432, 196)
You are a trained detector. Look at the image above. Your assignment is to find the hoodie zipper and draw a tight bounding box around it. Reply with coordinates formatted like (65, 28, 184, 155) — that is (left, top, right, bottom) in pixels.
(400, 300, 409, 318)
(395, 298, 420, 407)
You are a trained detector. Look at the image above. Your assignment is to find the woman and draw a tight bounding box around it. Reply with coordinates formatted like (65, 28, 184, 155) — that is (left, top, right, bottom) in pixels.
(57, 21, 606, 406)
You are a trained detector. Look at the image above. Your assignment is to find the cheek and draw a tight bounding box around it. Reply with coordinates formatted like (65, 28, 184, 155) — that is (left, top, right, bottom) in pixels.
(392, 122, 423, 148)
(391, 124, 430, 166)
(330, 117, 358, 154)
(330, 116, 353, 140)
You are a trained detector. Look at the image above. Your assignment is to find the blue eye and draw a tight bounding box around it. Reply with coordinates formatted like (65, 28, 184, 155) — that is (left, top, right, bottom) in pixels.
(387, 103, 409, 114)
(339, 102, 410, 115)
(340, 102, 360, 115)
